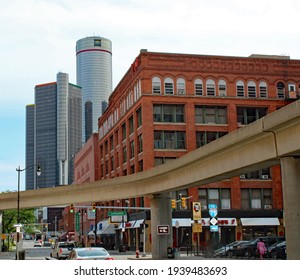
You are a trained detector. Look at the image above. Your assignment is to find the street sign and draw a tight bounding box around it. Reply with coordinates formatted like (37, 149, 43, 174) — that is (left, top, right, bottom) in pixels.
(108, 211, 127, 216)
(210, 217, 218, 226)
(210, 225, 219, 232)
(192, 222, 202, 233)
(208, 204, 218, 218)
(75, 212, 80, 232)
(157, 225, 170, 235)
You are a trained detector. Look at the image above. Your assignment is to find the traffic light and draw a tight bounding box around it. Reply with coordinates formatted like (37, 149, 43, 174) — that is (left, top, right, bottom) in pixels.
(70, 204, 74, 213)
(181, 197, 187, 208)
(171, 199, 176, 209)
(92, 202, 96, 212)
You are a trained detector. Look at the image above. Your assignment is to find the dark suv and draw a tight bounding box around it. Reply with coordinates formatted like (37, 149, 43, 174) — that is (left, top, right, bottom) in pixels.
(234, 236, 285, 259)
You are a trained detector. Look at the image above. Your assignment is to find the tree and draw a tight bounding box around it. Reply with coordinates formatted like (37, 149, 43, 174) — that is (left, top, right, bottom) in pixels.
(2, 208, 36, 235)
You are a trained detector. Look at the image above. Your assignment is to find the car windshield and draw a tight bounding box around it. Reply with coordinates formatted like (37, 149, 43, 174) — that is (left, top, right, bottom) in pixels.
(77, 249, 107, 257)
(59, 243, 75, 248)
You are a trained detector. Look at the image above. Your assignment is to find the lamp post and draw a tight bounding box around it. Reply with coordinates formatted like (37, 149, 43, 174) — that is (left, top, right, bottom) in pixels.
(15, 164, 41, 260)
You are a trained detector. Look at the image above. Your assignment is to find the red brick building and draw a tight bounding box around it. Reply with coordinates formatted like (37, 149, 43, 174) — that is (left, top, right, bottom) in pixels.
(76, 50, 300, 250)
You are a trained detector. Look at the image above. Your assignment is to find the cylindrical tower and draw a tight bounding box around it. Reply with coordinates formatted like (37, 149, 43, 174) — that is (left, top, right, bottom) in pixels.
(76, 36, 112, 143)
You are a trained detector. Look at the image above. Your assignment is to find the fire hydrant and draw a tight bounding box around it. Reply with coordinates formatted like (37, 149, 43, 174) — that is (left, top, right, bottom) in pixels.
(136, 249, 140, 258)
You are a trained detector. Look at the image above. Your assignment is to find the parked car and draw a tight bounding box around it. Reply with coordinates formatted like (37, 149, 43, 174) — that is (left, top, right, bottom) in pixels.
(234, 236, 285, 258)
(67, 247, 114, 260)
(268, 241, 286, 259)
(50, 241, 76, 259)
(214, 241, 249, 258)
(34, 240, 43, 247)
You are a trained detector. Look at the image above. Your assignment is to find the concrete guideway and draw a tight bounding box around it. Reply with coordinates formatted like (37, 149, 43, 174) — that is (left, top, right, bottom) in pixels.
(1, 100, 300, 259)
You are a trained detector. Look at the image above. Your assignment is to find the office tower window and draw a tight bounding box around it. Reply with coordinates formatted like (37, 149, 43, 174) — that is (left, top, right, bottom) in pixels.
(276, 82, 285, 99)
(218, 80, 227, 96)
(206, 79, 216, 96)
(85, 101, 93, 141)
(195, 105, 227, 124)
(153, 104, 185, 123)
(236, 80, 245, 97)
(164, 78, 174, 94)
(177, 78, 185, 95)
(154, 131, 186, 149)
(247, 81, 256, 98)
(237, 107, 267, 125)
(196, 131, 227, 148)
(152, 77, 161, 94)
(195, 79, 203, 96)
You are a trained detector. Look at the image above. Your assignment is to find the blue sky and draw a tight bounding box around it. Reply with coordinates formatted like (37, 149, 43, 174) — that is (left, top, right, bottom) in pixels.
(1, 0, 300, 193)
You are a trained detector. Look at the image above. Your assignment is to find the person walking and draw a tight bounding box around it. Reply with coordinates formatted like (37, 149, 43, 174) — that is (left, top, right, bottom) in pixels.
(257, 238, 266, 259)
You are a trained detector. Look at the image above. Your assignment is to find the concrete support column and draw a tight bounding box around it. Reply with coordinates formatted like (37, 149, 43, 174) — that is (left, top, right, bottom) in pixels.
(151, 193, 173, 259)
(280, 157, 300, 260)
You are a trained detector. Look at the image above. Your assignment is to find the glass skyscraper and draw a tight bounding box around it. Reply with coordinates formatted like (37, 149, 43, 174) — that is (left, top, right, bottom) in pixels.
(76, 36, 112, 143)
(25, 72, 82, 190)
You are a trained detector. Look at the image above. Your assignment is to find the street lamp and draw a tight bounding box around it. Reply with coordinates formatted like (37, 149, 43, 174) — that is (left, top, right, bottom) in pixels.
(15, 164, 41, 260)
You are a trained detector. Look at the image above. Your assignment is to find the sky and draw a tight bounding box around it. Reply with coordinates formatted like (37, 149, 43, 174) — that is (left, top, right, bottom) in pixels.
(1, 0, 300, 193)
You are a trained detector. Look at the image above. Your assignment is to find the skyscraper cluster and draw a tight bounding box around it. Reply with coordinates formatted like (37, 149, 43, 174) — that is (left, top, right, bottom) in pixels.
(26, 36, 112, 190)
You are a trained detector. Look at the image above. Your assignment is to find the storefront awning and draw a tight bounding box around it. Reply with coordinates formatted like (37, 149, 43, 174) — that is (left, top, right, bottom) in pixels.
(98, 224, 116, 235)
(240, 218, 280, 226)
(172, 218, 192, 227)
(132, 219, 144, 228)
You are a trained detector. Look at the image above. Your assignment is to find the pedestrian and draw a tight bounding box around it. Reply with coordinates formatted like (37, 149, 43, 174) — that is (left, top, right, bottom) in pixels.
(257, 238, 266, 259)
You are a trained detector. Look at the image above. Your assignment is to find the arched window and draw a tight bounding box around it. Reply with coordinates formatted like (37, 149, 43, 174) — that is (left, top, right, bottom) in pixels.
(152, 77, 161, 94)
(259, 81, 267, 98)
(276, 82, 285, 99)
(247, 81, 256, 98)
(236, 80, 245, 97)
(218, 80, 227, 96)
(164, 77, 174, 94)
(194, 79, 203, 96)
(206, 79, 215, 96)
(177, 78, 185, 95)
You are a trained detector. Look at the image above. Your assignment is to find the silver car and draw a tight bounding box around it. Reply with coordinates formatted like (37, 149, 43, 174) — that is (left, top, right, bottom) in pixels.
(67, 247, 114, 260)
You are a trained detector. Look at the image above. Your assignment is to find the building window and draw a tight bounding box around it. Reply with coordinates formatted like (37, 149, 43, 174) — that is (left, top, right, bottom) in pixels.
(110, 135, 114, 151)
(237, 107, 267, 125)
(153, 104, 185, 123)
(164, 78, 174, 94)
(276, 82, 285, 99)
(195, 105, 227, 124)
(94, 39, 101, 47)
(122, 123, 126, 141)
(241, 189, 272, 209)
(152, 77, 161, 94)
(138, 160, 143, 172)
(206, 79, 216, 96)
(195, 79, 203, 96)
(236, 80, 245, 97)
(129, 115, 134, 135)
(136, 107, 142, 128)
(130, 141, 134, 159)
(123, 146, 127, 163)
(154, 157, 177, 166)
(137, 134, 143, 153)
(196, 131, 227, 148)
(247, 81, 256, 98)
(259, 81, 268, 98)
(177, 78, 185, 95)
(198, 188, 231, 210)
(218, 80, 227, 96)
(240, 168, 271, 180)
(154, 131, 186, 149)
(111, 156, 114, 171)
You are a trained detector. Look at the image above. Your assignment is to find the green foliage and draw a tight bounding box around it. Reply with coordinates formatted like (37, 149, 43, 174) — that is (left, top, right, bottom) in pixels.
(2, 208, 36, 234)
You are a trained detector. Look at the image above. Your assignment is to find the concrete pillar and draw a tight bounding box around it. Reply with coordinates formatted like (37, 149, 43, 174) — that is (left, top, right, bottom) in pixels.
(280, 157, 300, 260)
(151, 193, 173, 259)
